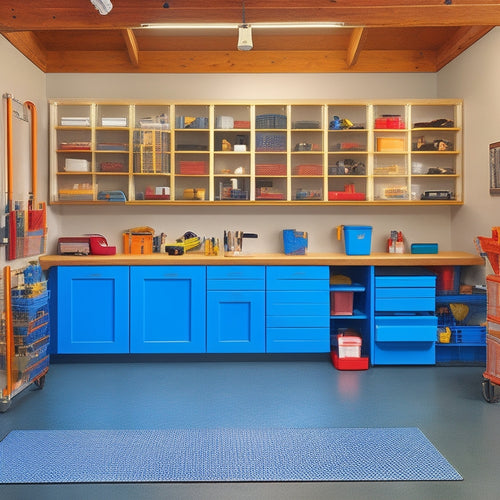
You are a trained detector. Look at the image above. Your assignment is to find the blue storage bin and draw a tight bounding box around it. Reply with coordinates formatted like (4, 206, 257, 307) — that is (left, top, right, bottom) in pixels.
(342, 225, 372, 255)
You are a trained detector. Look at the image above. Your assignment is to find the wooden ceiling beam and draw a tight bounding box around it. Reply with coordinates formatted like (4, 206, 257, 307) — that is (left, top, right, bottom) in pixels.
(346, 27, 367, 68)
(436, 25, 494, 69)
(2, 1, 500, 30)
(0, 31, 47, 71)
(44, 49, 437, 73)
(122, 28, 139, 66)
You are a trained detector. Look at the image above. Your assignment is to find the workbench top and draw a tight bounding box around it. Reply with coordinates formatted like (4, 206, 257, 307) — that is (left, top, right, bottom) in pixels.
(39, 251, 484, 270)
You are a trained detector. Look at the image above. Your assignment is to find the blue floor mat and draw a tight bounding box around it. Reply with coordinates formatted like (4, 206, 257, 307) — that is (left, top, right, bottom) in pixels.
(0, 427, 462, 483)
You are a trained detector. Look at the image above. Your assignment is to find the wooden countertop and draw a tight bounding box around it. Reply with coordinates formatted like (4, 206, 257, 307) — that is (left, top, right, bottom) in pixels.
(39, 251, 484, 270)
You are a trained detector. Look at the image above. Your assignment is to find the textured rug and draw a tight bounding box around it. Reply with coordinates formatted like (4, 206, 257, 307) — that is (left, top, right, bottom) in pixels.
(0, 427, 462, 483)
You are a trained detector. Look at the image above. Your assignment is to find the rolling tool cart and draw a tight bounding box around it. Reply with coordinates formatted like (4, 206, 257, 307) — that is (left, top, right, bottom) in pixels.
(477, 229, 500, 402)
(0, 264, 50, 412)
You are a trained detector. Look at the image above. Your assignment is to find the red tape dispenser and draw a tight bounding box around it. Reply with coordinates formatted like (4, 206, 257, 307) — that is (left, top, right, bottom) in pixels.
(87, 234, 116, 255)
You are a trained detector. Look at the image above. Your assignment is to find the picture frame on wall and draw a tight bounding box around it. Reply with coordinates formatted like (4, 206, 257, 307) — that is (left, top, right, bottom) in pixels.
(489, 141, 500, 195)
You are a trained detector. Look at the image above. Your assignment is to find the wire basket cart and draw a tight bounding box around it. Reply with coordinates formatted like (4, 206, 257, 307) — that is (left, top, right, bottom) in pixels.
(477, 227, 500, 402)
(0, 264, 49, 412)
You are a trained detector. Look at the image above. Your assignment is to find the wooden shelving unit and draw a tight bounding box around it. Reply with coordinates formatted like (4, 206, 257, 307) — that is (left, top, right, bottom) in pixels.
(49, 99, 463, 206)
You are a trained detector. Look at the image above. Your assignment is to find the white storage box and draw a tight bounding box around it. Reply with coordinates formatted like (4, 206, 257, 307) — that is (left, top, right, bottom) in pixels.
(102, 117, 127, 127)
(216, 116, 234, 129)
(64, 158, 90, 172)
(60, 117, 90, 126)
(337, 334, 362, 358)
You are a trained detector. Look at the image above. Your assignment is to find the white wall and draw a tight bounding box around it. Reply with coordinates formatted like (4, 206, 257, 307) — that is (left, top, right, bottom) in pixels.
(438, 27, 500, 276)
(0, 37, 53, 270)
(45, 72, 452, 254)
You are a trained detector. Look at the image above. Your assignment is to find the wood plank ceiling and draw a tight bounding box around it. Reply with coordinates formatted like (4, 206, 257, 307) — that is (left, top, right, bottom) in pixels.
(0, 0, 498, 73)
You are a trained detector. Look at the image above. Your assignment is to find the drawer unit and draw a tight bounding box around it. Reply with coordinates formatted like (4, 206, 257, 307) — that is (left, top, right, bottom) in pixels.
(373, 267, 437, 365)
(266, 266, 329, 353)
(207, 266, 265, 353)
(375, 315, 437, 342)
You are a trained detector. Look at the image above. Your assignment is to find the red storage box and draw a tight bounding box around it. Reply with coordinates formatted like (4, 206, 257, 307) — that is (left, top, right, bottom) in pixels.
(328, 192, 366, 201)
(293, 164, 323, 176)
(179, 161, 208, 175)
(331, 291, 354, 315)
(255, 164, 287, 176)
(331, 351, 369, 370)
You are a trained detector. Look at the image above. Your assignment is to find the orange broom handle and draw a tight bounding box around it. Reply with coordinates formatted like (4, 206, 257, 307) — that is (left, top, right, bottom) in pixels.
(6, 96, 13, 210)
(24, 101, 37, 203)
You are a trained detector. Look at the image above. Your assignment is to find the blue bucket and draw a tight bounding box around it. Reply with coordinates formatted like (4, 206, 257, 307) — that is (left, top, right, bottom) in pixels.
(342, 225, 372, 255)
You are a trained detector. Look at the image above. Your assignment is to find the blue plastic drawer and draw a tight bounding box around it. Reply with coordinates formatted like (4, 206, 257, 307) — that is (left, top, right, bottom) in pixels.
(373, 342, 435, 365)
(267, 315, 329, 328)
(267, 291, 329, 316)
(375, 275, 436, 288)
(207, 266, 265, 290)
(375, 315, 437, 342)
(266, 327, 330, 353)
(375, 287, 435, 312)
(207, 266, 265, 281)
(267, 266, 329, 283)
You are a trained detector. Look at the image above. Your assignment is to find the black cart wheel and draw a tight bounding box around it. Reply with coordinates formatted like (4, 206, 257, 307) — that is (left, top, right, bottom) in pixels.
(34, 375, 45, 390)
(482, 378, 500, 403)
(0, 399, 12, 413)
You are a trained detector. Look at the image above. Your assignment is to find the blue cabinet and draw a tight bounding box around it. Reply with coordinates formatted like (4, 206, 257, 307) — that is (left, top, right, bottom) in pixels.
(373, 268, 437, 365)
(266, 266, 330, 353)
(206, 266, 265, 353)
(50, 266, 130, 354)
(130, 266, 206, 353)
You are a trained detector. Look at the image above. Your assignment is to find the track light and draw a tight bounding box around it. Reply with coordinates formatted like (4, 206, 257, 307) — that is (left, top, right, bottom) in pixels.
(90, 0, 113, 16)
(237, 1, 253, 51)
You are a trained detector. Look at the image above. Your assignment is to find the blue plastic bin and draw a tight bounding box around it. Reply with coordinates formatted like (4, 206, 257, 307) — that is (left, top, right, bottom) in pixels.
(342, 225, 372, 255)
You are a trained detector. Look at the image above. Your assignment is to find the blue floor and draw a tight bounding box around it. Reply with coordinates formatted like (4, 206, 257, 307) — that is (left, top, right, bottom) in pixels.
(0, 356, 499, 499)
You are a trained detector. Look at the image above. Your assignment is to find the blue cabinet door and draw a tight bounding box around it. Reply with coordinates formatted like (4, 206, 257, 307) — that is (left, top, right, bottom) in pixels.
(130, 266, 206, 353)
(53, 266, 130, 354)
(207, 290, 265, 353)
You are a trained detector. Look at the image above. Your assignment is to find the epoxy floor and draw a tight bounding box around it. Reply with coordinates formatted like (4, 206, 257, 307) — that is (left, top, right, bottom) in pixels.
(0, 356, 499, 500)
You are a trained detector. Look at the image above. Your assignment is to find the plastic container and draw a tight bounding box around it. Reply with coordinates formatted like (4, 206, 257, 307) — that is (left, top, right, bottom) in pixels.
(339, 225, 372, 255)
(330, 291, 353, 315)
(331, 351, 369, 370)
(283, 229, 308, 255)
(337, 334, 362, 358)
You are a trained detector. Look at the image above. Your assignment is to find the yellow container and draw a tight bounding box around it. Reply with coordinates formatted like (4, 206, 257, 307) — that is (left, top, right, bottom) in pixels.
(376, 137, 405, 152)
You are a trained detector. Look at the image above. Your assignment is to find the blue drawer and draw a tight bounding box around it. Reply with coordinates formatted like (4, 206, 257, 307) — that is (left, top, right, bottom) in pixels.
(266, 327, 330, 353)
(267, 291, 329, 316)
(266, 266, 330, 290)
(267, 315, 329, 328)
(373, 342, 435, 365)
(375, 285, 435, 312)
(207, 266, 265, 290)
(207, 265, 265, 280)
(375, 315, 437, 342)
(375, 275, 436, 288)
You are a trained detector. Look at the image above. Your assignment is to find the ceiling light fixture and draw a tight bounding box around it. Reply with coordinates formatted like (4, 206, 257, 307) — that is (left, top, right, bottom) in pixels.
(140, 22, 345, 30)
(90, 0, 113, 16)
(237, 1, 253, 51)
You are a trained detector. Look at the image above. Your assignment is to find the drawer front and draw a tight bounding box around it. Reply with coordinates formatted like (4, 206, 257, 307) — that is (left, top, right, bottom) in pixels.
(373, 342, 436, 365)
(267, 291, 329, 316)
(267, 315, 329, 328)
(375, 316, 437, 342)
(267, 266, 329, 287)
(266, 328, 330, 353)
(375, 275, 436, 288)
(375, 295, 435, 312)
(207, 265, 265, 281)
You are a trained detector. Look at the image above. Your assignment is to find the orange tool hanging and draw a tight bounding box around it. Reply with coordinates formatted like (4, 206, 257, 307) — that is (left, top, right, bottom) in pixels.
(4, 95, 46, 260)
(2, 266, 14, 399)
